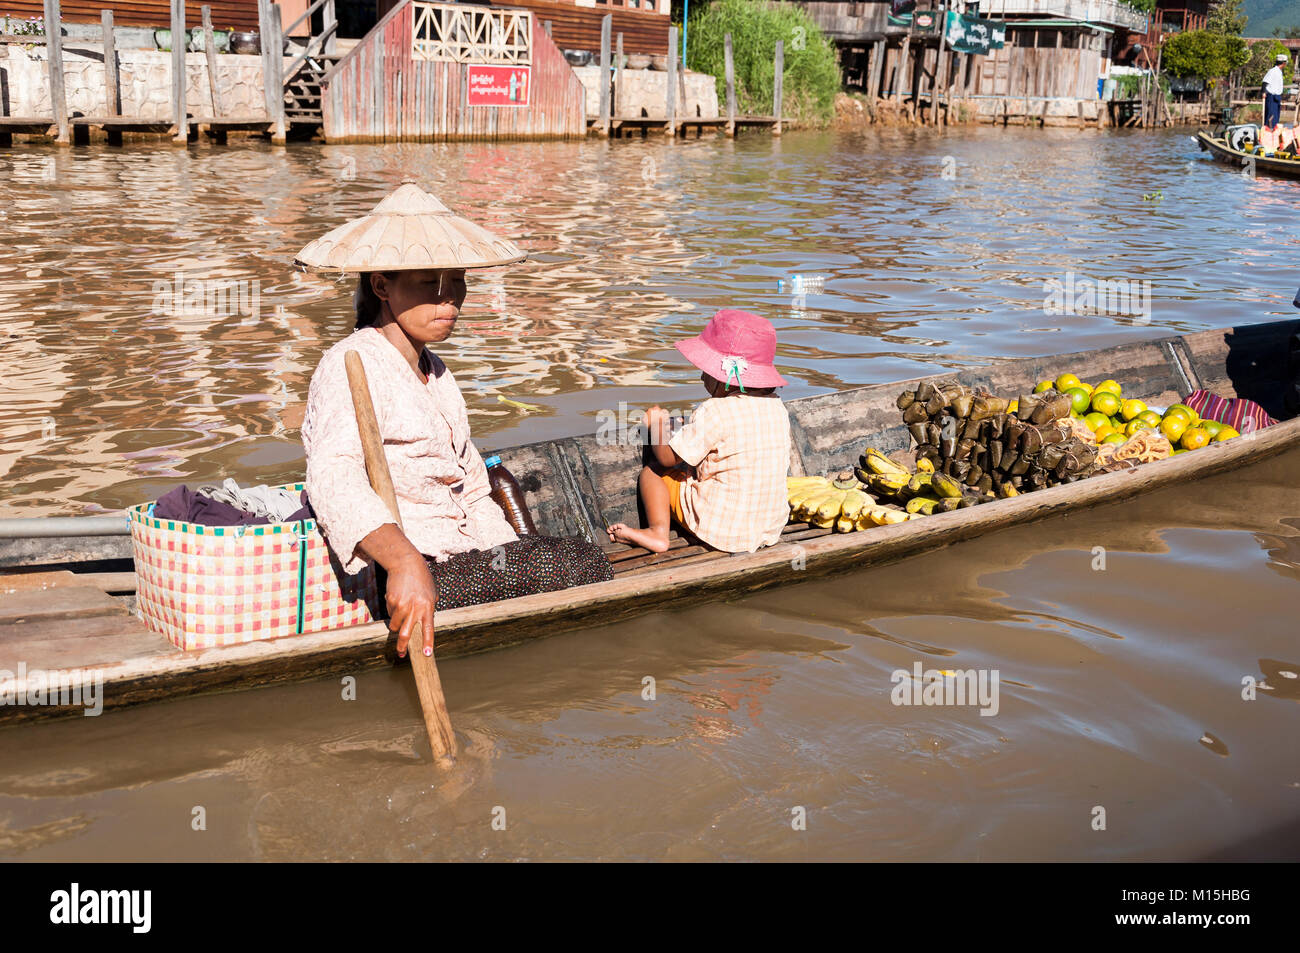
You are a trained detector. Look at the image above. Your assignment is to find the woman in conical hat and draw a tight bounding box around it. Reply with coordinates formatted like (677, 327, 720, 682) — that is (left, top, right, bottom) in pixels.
(297, 182, 612, 659)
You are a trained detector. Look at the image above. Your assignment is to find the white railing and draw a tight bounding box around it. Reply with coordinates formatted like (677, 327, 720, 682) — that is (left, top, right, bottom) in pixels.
(412, 2, 531, 64)
(981, 0, 1148, 32)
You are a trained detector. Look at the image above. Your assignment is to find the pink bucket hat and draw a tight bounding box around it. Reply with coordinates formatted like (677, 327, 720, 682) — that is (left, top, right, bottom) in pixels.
(674, 310, 788, 390)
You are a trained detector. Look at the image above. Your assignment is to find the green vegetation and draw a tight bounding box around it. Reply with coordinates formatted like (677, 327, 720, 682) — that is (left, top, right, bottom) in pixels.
(1162, 29, 1248, 81)
(1122, 0, 1157, 14)
(682, 0, 841, 126)
(1243, 38, 1290, 85)
(1207, 0, 1249, 36)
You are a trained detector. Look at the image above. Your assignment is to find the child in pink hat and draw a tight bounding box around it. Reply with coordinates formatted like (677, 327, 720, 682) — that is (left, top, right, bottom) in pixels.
(608, 310, 791, 554)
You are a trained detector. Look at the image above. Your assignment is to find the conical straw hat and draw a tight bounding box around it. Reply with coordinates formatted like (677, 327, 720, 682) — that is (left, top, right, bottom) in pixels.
(294, 182, 526, 273)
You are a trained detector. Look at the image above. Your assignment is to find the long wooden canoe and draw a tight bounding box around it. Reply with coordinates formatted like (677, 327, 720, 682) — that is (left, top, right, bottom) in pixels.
(2, 320, 1298, 725)
(1196, 129, 1300, 180)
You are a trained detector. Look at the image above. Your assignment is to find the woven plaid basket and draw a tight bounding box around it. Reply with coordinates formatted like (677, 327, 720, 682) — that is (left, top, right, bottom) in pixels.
(129, 483, 380, 651)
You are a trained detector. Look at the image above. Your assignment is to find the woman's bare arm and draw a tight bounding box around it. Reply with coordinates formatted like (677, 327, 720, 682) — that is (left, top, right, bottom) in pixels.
(360, 523, 438, 658)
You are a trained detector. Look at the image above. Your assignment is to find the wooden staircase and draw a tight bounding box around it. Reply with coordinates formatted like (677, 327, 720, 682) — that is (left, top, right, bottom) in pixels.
(259, 0, 339, 136)
(284, 54, 340, 126)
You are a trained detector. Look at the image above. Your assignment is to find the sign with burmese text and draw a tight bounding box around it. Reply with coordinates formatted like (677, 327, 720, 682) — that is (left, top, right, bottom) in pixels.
(467, 65, 531, 107)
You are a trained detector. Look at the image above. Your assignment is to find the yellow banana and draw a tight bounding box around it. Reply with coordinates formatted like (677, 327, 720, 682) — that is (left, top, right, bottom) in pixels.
(835, 515, 856, 533)
(839, 489, 871, 522)
(811, 490, 849, 523)
(862, 448, 910, 477)
(931, 473, 963, 499)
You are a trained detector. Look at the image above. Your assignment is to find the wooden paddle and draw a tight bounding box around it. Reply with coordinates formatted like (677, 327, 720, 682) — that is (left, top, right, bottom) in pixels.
(344, 349, 458, 767)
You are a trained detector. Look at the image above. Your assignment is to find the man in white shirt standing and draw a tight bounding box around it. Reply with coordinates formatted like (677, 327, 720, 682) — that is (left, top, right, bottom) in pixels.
(1263, 52, 1288, 130)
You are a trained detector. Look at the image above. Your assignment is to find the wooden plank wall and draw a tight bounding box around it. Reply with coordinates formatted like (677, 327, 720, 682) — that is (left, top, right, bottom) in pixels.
(969, 30, 1104, 100)
(0, 0, 259, 31)
(504, 0, 668, 55)
(322, 0, 585, 141)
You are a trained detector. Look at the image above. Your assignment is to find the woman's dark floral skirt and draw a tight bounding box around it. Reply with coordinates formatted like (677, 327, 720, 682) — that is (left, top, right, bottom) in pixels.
(421, 534, 614, 611)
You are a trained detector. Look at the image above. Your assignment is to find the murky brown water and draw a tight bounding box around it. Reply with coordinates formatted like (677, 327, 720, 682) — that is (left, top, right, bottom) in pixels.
(1, 127, 1298, 860)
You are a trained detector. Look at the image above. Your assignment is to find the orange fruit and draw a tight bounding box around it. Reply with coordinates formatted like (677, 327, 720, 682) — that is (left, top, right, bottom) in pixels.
(1212, 426, 1240, 442)
(1054, 373, 1082, 392)
(1160, 415, 1188, 443)
(1084, 412, 1109, 432)
(1094, 379, 1122, 397)
(1101, 433, 1127, 446)
(1120, 399, 1147, 422)
(1200, 420, 1225, 439)
(1137, 410, 1162, 429)
(1033, 380, 1054, 394)
(1180, 427, 1210, 451)
(1090, 391, 1121, 417)
(1094, 423, 1117, 441)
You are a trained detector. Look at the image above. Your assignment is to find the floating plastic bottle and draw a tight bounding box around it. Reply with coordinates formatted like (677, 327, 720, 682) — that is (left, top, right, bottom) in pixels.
(776, 274, 827, 295)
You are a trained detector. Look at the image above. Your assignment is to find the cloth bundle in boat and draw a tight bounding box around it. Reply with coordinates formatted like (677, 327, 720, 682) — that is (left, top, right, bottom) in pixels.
(129, 483, 379, 651)
(1181, 390, 1276, 435)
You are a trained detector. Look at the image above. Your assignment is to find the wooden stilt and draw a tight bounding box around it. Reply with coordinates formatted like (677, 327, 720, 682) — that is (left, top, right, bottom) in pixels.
(102, 11, 120, 118)
(201, 5, 222, 119)
(43, 0, 69, 145)
(170, 0, 188, 145)
(724, 32, 736, 137)
(614, 32, 623, 127)
(773, 39, 783, 136)
(597, 14, 611, 137)
(665, 27, 677, 138)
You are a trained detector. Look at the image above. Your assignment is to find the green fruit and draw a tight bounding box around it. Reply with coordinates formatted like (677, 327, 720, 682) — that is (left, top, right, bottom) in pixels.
(1064, 387, 1091, 415)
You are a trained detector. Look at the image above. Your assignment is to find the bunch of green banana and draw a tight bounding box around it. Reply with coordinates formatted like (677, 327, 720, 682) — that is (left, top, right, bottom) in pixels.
(850, 446, 996, 515)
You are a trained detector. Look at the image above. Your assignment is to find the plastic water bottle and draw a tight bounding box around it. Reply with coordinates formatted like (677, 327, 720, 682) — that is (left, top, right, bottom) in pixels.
(483, 455, 537, 535)
(776, 274, 826, 295)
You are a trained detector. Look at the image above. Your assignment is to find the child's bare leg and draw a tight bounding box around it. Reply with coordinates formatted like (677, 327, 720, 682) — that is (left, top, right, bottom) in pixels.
(607, 466, 673, 552)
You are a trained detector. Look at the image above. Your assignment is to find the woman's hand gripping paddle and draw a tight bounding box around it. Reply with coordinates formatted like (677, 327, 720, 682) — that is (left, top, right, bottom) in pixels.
(344, 349, 458, 767)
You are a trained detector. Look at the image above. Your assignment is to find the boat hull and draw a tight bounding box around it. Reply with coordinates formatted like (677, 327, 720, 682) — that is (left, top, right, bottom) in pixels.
(2, 319, 1298, 724)
(1196, 130, 1300, 180)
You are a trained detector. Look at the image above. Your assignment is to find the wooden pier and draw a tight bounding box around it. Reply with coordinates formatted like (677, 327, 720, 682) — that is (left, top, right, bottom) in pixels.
(0, 0, 587, 146)
(589, 23, 785, 139)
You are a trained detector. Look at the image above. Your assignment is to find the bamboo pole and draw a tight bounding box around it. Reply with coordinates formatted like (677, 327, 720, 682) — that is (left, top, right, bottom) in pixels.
(598, 14, 611, 136)
(42, 0, 69, 145)
(896, 34, 911, 104)
(724, 31, 736, 137)
(344, 351, 457, 768)
(773, 39, 783, 136)
(934, 3, 949, 126)
(614, 32, 623, 122)
(201, 5, 222, 118)
(666, 26, 677, 137)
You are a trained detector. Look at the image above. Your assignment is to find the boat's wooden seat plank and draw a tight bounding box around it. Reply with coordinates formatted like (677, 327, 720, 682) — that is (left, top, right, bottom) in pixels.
(610, 523, 833, 575)
(0, 629, 176, 674)
(0, 586, 125, 625)
(0, 570, 82, 592)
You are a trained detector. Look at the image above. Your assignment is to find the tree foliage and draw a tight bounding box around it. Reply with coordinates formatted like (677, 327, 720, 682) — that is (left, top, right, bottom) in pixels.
(1206, 0, 1248, 36)
(1244, 39, 1291, 86)
(1162, 29, 1247, 80)
(683, 0, 841, 125)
